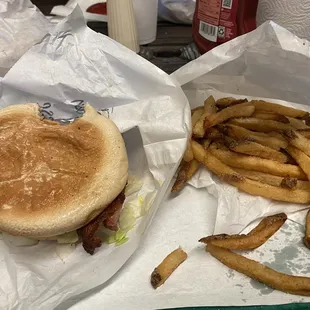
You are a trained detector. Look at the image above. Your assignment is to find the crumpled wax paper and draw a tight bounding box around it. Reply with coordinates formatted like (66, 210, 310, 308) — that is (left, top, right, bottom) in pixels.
(0, 6, 190, 310)
(66, 22, 310, 310)
(171, 21, 310, 235)
(0, 0, 52, 77)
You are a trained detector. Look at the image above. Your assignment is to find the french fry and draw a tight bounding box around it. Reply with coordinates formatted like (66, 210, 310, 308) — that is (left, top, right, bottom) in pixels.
(226, 138, 288, 163)
(286, 145, 310, 181)
(172, 161, 190, 193)
(187, 159, 200, 179)
(298, 128, 310, 139)
(248, 213, 286, 236)
(191, 106, 204, 115)
(192, 142, 310, 203)
(207, 244, 310, 296)
(209, 144, 307, 180)
(228, 117, 292, 132)
(234, 168, 310, 190)
(151, 247, 187, 289)
(172, 159, 200, 193)
(199, 213, 287, 250)
(287, 117, 309, 130)
(183, 143, 194, 162)
(304, 115, 310, 126)
(193, 96, 216, 137)
(205, 127, 224, 141)
(253, 111, 289, 123)
(235, 168, 288, 188)
(204, 103, 255, 129)
(216, 97, 248, 109)
(218, 124, 287, 150)
(304, 209, 310, 249)
(269, 131, 287, 141)
(191, 107, 205, 128)
(250, 100, 309, 119)
(280, 151, 298, 165)
(282, 130, 310, 157)
(204, 96, 217, 114)
(202, 139, 211, 150)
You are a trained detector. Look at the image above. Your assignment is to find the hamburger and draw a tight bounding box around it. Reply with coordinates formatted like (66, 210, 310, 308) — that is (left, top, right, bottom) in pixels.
(0, 103, 128, 254)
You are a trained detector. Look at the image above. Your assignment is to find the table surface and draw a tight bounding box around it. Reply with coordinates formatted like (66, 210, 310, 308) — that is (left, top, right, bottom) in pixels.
(32, 0, 192, 74)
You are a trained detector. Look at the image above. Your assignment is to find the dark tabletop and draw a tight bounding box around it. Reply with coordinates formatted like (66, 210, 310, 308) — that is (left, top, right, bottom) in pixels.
(32, 0, 193, 74)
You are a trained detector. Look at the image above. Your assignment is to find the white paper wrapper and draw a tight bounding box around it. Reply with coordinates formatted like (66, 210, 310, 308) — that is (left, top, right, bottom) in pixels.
(0, 0, 52, 77)
(68, 22, 310, 310)
(69, 190, 310, 310)
(0, 6, 190, 310)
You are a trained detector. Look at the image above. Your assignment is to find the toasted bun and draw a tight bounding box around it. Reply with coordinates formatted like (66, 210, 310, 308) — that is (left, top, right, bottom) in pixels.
(0, 103, 128, 237)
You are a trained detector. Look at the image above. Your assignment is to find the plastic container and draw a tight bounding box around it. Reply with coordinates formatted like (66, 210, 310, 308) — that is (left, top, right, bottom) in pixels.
(193, 0, 259, 54)
(133, 0, 158, 45)
(107, 0, 139, 53)
(88, 0, 157, 45)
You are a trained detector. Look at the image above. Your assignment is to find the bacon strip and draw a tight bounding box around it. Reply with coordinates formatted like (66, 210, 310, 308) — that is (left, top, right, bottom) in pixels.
(79, 188, 125, 255)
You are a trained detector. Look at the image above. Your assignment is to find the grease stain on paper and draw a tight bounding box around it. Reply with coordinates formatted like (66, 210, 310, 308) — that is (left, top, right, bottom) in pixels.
(266, 245, 302, 275)
(227, 269, 235, 279)
(249, 279, 274, 295)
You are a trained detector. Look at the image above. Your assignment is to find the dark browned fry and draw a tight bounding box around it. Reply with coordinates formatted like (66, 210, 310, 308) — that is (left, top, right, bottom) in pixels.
(281, 176, 298, 189)
(172, 159, 200, 193)
(172, 161, 191, 193)
(199, 213, 287, 250)
(207, 244, 310, 296)
(216, 97, 248, 110)
(151, 247, 187, 289)
(205, 127, 224, 141)
(304, 209, 310, 249)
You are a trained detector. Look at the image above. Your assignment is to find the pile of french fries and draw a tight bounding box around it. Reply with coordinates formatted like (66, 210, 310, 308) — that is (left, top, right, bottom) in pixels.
(152, 97, 310, 296)
(173, 96, 310, 207)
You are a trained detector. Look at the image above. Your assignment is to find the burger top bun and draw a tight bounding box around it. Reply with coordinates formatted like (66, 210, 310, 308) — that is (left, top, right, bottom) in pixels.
(0, 103, 128, 237)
